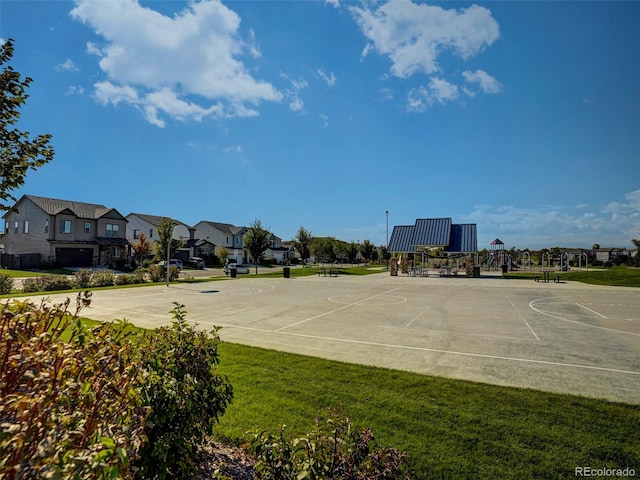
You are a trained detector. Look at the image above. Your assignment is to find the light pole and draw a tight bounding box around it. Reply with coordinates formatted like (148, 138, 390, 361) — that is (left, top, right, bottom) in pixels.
(385, 210, 389, 270)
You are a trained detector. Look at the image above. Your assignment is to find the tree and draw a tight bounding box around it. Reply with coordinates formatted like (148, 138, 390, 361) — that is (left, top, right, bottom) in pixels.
(217, 245, 229, 265)
(1, 38, 54, 210)
(360, 239, 376, 265)
(292, 226, 312, 265)
(131, 232, 152, 266)
(632, 239, 640, 266)
(155, 218, 183, 262)
(244, 219, 271, 274)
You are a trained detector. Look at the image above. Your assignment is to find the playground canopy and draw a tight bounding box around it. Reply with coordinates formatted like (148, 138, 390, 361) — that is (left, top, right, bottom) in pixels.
(388, 218, 478, 255)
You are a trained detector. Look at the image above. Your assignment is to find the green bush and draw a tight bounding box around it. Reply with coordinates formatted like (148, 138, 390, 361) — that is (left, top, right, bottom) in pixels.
(0, 274, 13, 294)
(249, 408, 414, 480)
(74, 268, 93, 288)
(90, 270, 116, 287)
(22, 274, 75, 292)
(114, 271, 146, 285)
(0, 293, 149, 480)
(134, 303, 234, 480)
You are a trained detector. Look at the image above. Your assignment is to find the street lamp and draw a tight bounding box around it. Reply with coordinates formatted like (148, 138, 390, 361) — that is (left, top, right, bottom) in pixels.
(385, 210, 389, 270)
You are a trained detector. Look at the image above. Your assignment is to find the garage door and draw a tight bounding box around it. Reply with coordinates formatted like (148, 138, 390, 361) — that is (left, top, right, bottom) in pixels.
(56, 248, 93, 267)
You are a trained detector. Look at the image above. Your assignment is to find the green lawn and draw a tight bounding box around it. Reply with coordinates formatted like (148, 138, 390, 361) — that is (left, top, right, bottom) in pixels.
(504, 266, 640, 287)
(214, 342, 640, 480)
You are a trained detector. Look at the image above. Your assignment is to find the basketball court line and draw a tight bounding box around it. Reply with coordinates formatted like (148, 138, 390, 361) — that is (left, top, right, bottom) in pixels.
(576, 302, 607, 318)
(504, 292, 541, 341)
(274, 286, 403, 333)
(269, 331, 640, 377)
(529, 297, 640, 337)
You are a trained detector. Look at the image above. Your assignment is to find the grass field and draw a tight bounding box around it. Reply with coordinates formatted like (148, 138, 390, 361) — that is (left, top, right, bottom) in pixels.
(213, 342, 640, 479)
(504, 266, 640, 287)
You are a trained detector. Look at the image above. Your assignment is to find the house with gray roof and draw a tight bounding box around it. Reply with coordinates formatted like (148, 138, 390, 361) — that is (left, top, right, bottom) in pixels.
(193, 220, 248, 263)
(125, 213, 201, 261)
(1, 194, 129, 268)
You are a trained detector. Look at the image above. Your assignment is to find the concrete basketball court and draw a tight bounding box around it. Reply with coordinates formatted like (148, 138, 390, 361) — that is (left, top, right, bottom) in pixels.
(29, 271, 640, 404)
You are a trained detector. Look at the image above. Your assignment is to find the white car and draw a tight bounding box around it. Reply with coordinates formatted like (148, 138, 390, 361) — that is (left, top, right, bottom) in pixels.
(224, 263, 250, 274)
(157, 259, 183, 270)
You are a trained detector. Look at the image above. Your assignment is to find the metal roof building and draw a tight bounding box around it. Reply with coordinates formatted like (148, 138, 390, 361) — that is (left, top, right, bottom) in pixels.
(388, 218, 477, 255)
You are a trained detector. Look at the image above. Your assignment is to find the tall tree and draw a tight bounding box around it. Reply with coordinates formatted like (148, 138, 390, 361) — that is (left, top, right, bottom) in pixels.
(0, 38, 54, 209)
(360, 239, 376, 266)
(155, 218, 183, 261)
(292, 226, 312, 265)
(244, 219, 271, 274)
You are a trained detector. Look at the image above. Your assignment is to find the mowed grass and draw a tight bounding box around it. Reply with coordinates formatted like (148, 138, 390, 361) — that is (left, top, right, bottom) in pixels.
(505, 266, 640, 287)
(214, 342, 640, 480)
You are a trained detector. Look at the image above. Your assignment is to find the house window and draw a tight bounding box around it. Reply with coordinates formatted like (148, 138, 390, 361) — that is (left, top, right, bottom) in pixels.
(149, 229, 153, 238)
(45, 219, 48, 233)
(226, 236, 230, 245)
(23, 221, 29, 234)
(106, 224, 120, 237)
(113, 246, 121, 257)
(84, 222, 91, 233)
(60, 220, 71, 234)
(14, 221, 18, 234)
(133, 229, 140, 239)
(235, 236, 240, 246)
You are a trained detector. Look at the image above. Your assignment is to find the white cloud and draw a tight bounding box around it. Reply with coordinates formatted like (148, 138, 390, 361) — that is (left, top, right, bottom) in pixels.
(280, 73, 308, 113)
(317, 68, 337, 87)
(71, 0, 282, 127)
(351, 0, 499, 78)
(56, 59, 78, 72)
(407, 77, 458, 111)
(325, 0, 340, 8)
(319, 113, 329, 128)
(65, 85, 85, 95)
(460, 190, 640, 249)
(462, 69, 502, 94)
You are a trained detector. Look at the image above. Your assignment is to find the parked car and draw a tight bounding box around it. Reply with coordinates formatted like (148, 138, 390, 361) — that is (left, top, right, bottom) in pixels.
(186, 257, 205, 269)
(157, 259, 183, 271)
(224, 263, 250, 274)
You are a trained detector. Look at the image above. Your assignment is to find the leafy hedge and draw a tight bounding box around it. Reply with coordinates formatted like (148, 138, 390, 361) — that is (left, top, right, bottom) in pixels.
(0, 293, 148, 479)
(134, 303, 234, 480)
(249, 407, 414, 479)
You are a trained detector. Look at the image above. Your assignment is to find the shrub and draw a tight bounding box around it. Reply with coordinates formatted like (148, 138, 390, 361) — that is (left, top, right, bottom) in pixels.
(133, 303, 234, 480)
(74, 268, 93, 288)
(0, 293, 149, 480)
(145, 264, 180, 283)
(249, 408, 414, 480)
(114, 271, 146, 286)
(0, 274, 13, 294)
(90, 270, 116, 287)
(22, 274, 75, 292)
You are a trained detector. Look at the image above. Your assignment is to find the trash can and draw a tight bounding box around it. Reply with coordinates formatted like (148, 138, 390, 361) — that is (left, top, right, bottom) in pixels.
(283, 266, 290, 278)
(230, 268, 237, 278)
(473, 266, 480, 278)
(501, 265, 508, 274)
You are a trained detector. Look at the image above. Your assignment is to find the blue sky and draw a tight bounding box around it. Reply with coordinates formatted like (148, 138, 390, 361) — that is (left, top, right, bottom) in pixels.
(1, 0, 639, 250)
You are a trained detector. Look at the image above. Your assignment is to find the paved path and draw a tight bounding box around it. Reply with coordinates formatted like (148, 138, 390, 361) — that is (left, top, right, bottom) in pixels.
(20, 272, 640, 404)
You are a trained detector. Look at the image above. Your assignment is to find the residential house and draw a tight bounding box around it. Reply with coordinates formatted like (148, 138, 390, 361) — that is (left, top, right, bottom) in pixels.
(1, 194, 128, 269)
(125, 213, 197, 262)
(595, 247, 634, 265)
(263, 233, 295, 264)
(193, 221, 247, 263)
